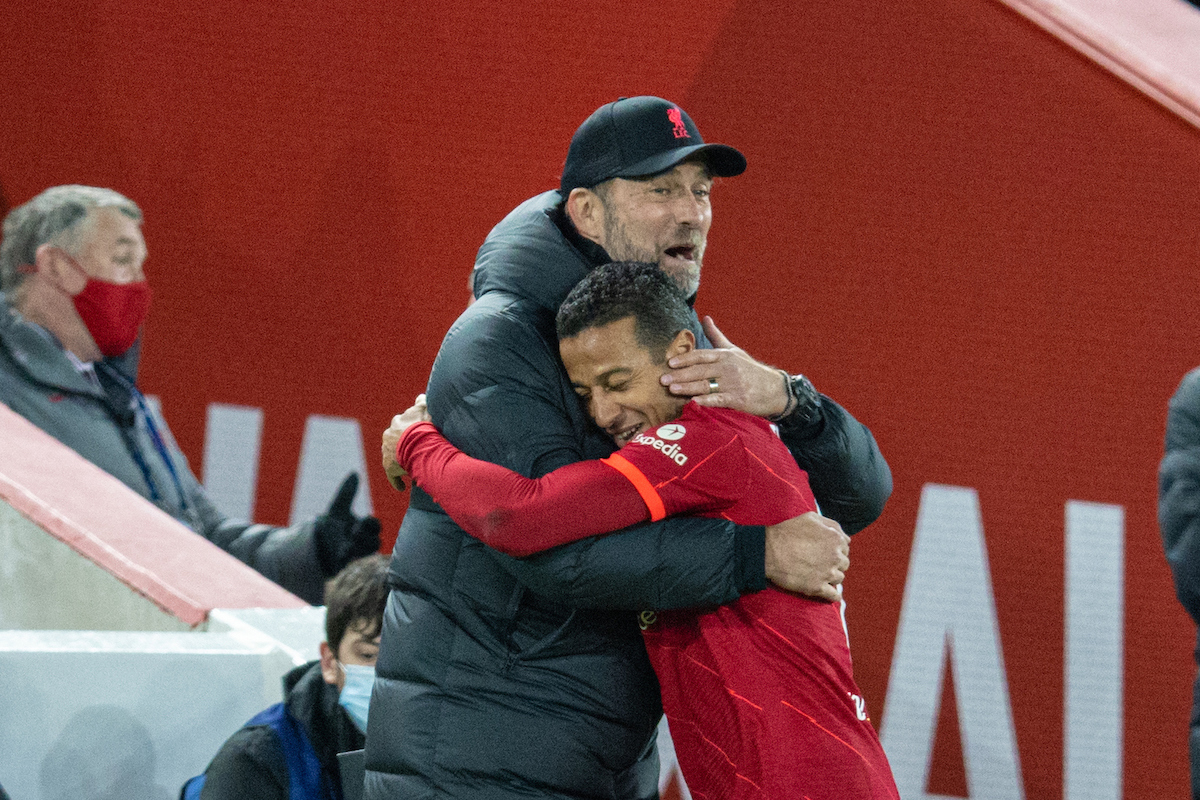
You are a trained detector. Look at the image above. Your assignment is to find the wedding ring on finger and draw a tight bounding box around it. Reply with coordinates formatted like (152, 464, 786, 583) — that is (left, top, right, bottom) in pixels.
(707, 378, 720, 394)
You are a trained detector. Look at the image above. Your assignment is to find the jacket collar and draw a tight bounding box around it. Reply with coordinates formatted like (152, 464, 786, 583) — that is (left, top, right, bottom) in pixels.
(284, 660, 366, 771)
(471, 191, 607, 314)
(0, 297, 103, 397)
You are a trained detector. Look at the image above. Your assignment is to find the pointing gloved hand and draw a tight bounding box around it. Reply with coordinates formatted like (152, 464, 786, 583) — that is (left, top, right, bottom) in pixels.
(314, 472, 382, 576)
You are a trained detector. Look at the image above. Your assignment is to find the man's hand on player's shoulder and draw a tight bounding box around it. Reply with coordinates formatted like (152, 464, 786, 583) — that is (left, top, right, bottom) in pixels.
(660, 315, 792, 419)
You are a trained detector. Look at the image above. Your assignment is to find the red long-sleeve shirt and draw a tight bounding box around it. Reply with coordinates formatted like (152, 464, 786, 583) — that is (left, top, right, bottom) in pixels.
(397, 402, 898, 799)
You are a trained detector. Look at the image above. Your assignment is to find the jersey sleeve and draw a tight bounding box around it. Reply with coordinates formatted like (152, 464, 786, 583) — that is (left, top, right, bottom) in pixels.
(397, 422, 651, 557)
(602, 413, 749, 520)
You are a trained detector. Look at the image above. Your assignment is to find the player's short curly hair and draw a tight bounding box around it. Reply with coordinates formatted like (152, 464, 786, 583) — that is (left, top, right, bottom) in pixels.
(556, 261, 693, 359)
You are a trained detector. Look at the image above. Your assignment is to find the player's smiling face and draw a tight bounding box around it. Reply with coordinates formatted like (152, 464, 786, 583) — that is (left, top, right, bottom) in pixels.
(560, 316, 693, 448)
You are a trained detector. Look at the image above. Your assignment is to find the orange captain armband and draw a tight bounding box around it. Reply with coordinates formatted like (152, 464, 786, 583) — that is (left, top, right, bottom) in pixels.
(602, 452, 666, 522)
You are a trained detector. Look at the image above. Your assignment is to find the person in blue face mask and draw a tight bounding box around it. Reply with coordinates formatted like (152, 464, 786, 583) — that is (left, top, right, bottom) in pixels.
(183, 554, 388, 800)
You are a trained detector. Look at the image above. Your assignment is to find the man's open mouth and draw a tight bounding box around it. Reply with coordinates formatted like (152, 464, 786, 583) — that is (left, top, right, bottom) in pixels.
(663, 245, 696, 262)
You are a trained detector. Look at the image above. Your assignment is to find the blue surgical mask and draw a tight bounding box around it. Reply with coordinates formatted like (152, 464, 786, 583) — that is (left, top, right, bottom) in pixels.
(338, 663, 376, 734)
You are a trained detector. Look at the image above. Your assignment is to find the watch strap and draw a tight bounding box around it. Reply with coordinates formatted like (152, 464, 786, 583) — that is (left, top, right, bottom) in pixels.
(779, 373, 823, 431)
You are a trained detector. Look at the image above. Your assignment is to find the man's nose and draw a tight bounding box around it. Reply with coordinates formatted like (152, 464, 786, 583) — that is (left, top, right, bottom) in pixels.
(672, 193, 704, 226)
(591, 394, 620, 429)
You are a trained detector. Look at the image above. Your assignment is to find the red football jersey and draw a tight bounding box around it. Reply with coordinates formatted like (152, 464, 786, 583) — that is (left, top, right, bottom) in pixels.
(396, 404, 898, 799)
(608, 404, 898, 799)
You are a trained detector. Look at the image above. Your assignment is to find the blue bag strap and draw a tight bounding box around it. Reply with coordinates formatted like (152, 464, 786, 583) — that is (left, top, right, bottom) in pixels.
(178, 703, 339, 800)
(248, 703, 338, 800)
(179, 773, 204, 800)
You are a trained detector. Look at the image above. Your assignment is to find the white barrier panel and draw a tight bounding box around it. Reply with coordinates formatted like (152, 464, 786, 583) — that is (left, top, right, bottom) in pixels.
(0, 403, 324, 797)
(0, 502, 190, 632)
(0, 607, 324, 800)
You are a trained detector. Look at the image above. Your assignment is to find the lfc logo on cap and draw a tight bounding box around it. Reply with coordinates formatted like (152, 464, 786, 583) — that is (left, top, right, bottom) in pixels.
(667, 107, 690, 139)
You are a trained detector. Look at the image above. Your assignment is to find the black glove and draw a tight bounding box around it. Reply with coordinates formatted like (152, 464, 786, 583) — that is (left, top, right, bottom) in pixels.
(314, 473, 382, 577)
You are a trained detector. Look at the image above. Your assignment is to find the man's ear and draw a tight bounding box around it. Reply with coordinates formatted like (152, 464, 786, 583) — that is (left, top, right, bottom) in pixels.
(33, 244, 81, 293)
(319, 641, 341, 687)
(33, 244, 61, 279)
(565, 187, 604, 244)
(665, 329, 696, 361)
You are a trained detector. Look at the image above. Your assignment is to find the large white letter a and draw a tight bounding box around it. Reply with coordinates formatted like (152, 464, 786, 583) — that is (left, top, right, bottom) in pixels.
(879, 484, 1024, 800)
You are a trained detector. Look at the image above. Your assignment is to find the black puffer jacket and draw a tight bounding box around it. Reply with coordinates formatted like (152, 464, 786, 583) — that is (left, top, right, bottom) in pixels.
(1160, 366, 1200, 798)
(365, 191, 891, 799)
(1163, 367, 1200, 624)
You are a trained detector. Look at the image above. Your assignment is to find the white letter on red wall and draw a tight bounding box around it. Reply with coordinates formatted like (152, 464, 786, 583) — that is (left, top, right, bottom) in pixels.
(201, 403, 264, 521)
(879, 484, 1024, 800)
(289, 415, 373, 524)
(1064, 501, 1123, 800)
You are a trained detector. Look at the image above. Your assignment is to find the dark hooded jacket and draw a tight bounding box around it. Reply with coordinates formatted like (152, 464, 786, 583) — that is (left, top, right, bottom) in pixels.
(364, 191, 891, 799)
(195, 661, 365, 800)
(1159, 366, 1200, 798)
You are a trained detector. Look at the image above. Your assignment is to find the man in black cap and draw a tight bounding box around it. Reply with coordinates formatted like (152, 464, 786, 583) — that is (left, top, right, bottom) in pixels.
(365, 97, 892, 799)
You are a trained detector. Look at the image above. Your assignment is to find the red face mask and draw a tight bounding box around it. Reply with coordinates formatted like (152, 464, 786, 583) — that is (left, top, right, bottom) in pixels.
(72, 278, 152, 357)
(56, 251, 152, 357)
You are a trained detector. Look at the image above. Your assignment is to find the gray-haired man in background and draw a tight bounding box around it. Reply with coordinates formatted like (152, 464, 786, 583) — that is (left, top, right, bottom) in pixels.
(0, 185, 379, 603)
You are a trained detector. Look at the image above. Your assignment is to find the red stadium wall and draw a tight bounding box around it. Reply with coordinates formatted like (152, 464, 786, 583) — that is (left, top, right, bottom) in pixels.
(3, 1, 1197, 797)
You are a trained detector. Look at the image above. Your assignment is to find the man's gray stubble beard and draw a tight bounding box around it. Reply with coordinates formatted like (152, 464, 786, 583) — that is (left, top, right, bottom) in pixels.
(601, 212, 702, 298)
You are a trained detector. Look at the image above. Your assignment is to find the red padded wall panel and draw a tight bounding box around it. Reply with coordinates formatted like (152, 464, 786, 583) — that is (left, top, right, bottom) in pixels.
(3, 1, 1197, 795)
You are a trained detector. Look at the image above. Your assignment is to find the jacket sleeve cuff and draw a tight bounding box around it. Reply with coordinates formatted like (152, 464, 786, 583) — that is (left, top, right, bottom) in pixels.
(734, 524, 767, 594)
(776, 394, 827, 444)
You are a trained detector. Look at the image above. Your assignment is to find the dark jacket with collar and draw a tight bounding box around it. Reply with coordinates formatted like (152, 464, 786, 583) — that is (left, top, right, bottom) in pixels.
(1163, 367, 1200, 624)
(196, 661, 365, 800)
(1160, 366, 1200, 798)
(364, 191, 891, 799)
(0, 298, 328, 603)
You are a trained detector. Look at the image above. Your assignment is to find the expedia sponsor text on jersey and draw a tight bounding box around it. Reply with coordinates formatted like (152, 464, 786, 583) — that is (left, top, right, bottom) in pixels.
(631, 432, 688, 465)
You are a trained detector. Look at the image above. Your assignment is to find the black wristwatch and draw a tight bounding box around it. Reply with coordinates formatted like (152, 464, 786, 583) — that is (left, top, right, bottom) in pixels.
(772, 373, 823, 430)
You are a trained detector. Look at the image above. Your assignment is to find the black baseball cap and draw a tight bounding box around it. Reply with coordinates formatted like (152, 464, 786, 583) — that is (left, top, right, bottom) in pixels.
(560, 96, 747, 195)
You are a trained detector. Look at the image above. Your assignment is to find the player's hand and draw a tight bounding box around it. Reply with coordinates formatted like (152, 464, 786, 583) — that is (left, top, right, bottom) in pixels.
(764, 512, 849, 601)
(660, 315, 791, 419)
(382, 394, 431, 491)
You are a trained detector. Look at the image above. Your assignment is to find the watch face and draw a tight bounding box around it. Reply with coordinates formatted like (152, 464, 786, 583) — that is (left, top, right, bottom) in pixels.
(790, 376, 821, 425)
